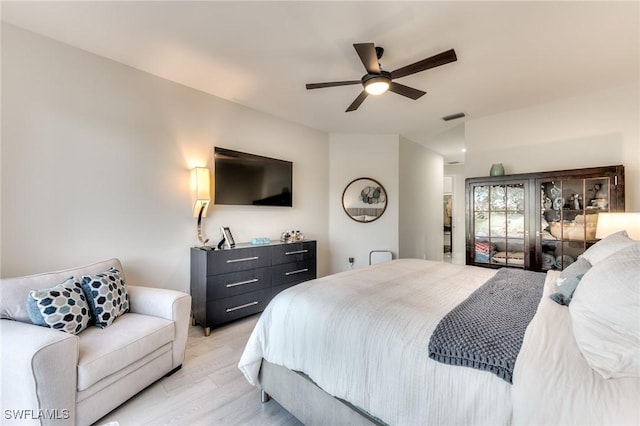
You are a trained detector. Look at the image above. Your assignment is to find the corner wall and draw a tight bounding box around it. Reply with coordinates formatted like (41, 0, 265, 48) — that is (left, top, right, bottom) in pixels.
(328, 134, 399, 272)
(328, 134, 444, 273)
(1, 24, 330, 289)
(399, 137, 444, 261)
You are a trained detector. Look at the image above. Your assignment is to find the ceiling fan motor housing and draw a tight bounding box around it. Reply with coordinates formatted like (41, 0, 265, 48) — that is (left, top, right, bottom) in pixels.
(362, 71, 392, 95)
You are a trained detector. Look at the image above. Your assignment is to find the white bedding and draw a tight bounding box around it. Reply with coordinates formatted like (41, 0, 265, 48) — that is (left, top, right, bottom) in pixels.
(512, 271, 640, 425)
(239, 259, 640, 425)
(239, 259, 511, 425)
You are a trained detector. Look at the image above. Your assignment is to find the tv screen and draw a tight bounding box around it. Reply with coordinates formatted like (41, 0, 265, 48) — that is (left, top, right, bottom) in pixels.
(214, 147, 293, 207)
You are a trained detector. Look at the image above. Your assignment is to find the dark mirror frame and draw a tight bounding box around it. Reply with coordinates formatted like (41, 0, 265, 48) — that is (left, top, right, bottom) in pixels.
(342, 177, 388, 223)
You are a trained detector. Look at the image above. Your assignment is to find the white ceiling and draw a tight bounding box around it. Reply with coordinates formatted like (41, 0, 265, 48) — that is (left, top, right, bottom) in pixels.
(2, 1, 638, 163)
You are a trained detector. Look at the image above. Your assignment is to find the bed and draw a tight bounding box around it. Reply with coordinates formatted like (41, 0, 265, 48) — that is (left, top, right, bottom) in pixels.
(238, 231, 640, 425)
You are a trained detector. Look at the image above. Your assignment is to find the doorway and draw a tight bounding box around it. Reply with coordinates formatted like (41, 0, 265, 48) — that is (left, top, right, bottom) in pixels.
(443, 176, 454, 262)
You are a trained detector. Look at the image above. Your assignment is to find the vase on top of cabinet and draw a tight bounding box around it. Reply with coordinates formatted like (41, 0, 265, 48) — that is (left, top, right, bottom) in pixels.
(466, 165, 624, 272)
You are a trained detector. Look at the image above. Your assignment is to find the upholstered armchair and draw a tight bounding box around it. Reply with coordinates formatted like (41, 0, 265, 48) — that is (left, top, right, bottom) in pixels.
(0, 258, 191, 426)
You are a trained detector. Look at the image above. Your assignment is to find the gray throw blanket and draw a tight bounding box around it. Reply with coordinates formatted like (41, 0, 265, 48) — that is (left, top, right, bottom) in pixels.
(428, 268, 546, 383)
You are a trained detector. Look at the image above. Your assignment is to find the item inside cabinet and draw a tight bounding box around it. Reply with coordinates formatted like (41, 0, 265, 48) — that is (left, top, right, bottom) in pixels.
(474, 241, 495, 262)
(547, 214, 598, 241)
(492, 251, 525, 266)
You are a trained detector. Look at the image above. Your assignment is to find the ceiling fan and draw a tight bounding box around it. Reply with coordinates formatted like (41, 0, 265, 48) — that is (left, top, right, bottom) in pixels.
(306, 43, 457, 112)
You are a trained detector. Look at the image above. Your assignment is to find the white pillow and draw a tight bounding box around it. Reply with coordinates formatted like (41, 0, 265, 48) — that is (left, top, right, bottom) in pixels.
(580, 230, 635, 265)
(569, 242, 640, 378)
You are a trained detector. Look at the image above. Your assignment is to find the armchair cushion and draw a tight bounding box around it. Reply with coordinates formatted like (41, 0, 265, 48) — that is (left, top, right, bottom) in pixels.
(26, 277, 91, 334)
(77, 313, 174, 391)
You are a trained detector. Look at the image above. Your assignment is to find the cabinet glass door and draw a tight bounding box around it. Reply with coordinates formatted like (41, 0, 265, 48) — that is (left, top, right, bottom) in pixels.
(472, 182, 526, 268)
(539, 177, 610, 270)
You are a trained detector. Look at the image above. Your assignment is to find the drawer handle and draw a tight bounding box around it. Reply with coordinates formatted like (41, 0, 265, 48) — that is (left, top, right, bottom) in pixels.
(285, 249, 309, 256)
(226, 301, 259, 313)
(226, 256, 259, 264)
(226, 278, 259, 288)
(285, 268, 309, 276)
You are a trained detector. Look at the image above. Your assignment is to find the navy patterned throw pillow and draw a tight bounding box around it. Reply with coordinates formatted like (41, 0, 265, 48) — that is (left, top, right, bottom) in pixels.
(27, 277, 91, 334)
(81, 267, 129, 328)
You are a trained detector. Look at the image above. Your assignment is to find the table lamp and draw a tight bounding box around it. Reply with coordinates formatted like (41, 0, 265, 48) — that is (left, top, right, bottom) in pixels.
(596, 212, 640, 241)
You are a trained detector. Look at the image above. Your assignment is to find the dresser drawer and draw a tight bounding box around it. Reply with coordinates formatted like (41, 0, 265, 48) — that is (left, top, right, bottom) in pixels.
(207, 247, 270, 274)
(271, 241, 316, 265)
(207, 267, 271, 300)
(207, 289, 271, 326)
(271, 259, 316, 286)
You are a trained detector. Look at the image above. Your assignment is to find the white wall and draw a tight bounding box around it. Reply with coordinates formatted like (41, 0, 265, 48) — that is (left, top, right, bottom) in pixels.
(1, 24, 330, 289)
(399, 137, 444, 261)
(328, 134, 399, 272)
(4, 25, 636, 287)
(465, 83, 640, 208)
(445, 84, 640, 260)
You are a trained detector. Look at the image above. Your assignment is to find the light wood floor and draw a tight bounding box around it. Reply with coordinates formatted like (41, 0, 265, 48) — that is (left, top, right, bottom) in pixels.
(95, 315, 303, 426)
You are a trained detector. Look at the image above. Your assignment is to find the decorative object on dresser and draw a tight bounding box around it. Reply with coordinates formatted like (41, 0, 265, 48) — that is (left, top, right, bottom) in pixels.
(190, 240, 316, 336)
(280, 229, 304, 243)
(220, 226, 236, 248)
(191, 167, 211, 249)
(466, 165, 624, 271)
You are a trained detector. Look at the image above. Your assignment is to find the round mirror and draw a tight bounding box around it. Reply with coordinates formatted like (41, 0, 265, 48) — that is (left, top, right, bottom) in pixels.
(342, 177, 388, 223)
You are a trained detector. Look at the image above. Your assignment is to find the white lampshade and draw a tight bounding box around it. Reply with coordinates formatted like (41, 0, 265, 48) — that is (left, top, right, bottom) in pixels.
(596, 213, 640, 240)
(191, 167, 210, 217)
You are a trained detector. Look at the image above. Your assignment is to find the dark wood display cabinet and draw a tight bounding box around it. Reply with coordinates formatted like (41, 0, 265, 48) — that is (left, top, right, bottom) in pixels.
(466, 165, 624, 272)
(191, 240, 316, 336)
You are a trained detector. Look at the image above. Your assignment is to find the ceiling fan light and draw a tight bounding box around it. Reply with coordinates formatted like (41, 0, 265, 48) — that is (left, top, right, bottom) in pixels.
(364, 78, 390, 95)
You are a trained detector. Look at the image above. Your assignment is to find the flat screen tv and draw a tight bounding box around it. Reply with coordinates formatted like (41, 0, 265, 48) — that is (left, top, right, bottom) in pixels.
(213, 147, 293, 207)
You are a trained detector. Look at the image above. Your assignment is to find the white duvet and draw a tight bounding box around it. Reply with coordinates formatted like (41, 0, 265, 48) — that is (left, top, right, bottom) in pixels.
(238, 259, 640, 425)
(513, 271, 640, 425)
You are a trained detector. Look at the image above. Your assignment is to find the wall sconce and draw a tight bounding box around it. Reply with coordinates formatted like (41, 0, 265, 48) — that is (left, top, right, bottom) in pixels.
(596, 212, 640, 241)
(191, 167, 211, 248)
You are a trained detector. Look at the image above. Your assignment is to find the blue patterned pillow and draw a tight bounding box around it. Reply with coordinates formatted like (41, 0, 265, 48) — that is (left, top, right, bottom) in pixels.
(27, 277, 91, 334)
(549, 257, 592, 305)
(81, 267, 129, 328)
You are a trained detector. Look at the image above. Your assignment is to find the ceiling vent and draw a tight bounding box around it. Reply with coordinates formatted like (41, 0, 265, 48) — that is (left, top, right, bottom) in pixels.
(442, 112, 466, 121)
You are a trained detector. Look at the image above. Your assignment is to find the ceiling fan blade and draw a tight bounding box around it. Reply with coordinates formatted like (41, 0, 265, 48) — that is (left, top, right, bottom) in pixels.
(390, 49, 457, 80)
(388, 82, 426, 100)
(353, 43, 381, 74)
(346, 91, 368, 112)
(306, 80, 361, 90)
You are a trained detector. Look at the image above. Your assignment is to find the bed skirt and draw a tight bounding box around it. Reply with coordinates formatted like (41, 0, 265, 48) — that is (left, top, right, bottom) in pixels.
(259, 359, 384, 426)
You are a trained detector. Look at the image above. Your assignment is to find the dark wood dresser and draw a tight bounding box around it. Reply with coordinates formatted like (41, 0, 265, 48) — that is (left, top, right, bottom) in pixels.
(190, 240, 316, 335)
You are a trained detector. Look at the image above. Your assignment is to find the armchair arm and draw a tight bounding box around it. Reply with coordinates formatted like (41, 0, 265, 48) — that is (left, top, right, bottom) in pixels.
(126, 286, 191, 369)
(0, 320, 78, 426)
